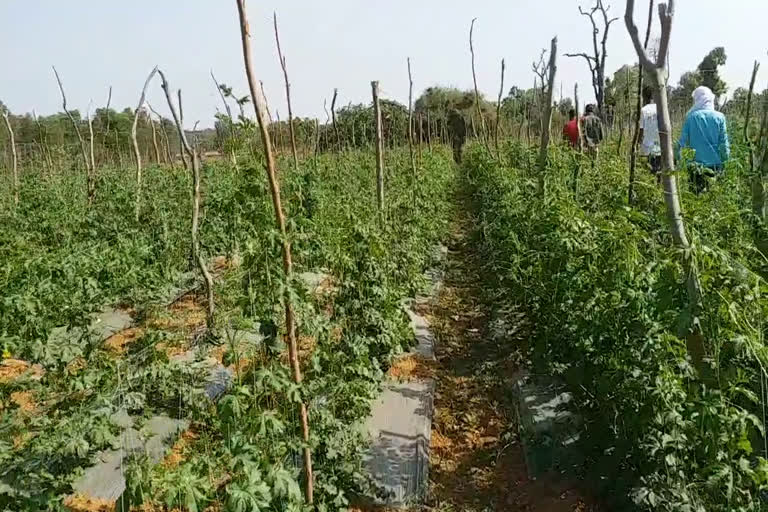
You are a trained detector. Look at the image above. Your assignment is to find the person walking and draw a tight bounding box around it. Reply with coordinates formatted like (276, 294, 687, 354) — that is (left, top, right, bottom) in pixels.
(676, 85, 730, 194)
(638, 86, 661, 181)
(448, 109, 467, 164)
(582, 104, 603, 165)
(562, 109, 580, 149)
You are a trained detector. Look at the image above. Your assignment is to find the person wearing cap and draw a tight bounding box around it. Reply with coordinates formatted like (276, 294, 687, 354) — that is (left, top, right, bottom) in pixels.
(677, 85, 730, 194)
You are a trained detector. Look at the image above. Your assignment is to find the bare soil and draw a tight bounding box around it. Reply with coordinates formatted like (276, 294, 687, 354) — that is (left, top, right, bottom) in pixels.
(424, 202, 599, 512)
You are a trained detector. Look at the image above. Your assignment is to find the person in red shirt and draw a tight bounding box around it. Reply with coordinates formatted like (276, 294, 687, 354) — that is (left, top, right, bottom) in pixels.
(562, 109, 580, 149)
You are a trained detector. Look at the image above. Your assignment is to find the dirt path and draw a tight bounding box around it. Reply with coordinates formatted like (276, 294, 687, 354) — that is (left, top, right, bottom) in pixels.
(426, 198, 595, 512)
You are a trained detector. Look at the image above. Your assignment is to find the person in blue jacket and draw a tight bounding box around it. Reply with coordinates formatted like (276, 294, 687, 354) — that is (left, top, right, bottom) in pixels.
(676, 85, 730, 194)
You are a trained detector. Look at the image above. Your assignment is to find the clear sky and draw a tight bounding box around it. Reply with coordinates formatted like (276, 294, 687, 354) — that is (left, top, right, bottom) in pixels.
(2, 0, 766, 128)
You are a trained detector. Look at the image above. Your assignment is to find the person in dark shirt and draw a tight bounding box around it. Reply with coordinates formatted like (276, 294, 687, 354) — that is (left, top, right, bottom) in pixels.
(448, 109, 467, 164)
(582, 104, 603, 166)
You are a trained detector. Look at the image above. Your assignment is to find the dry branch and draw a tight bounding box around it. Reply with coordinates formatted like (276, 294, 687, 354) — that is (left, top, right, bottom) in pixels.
(2, 109, 18, 205)
(273, 13, 299, 169)
(53, 66, 94, 202)
(536, 37, 558, 195)
(628, 0, 655, 205)
(211, 70, 238, 168)
(331, 88, 340, 152)
(132, 66, 159, 221)
(469, 18, 489, 147)
(626, 0, 705, 373)
(407, 58, 416, 178)
(234, 0, 313, 503)
(159, 69, 216, 334)
(495, 59, 505, 158)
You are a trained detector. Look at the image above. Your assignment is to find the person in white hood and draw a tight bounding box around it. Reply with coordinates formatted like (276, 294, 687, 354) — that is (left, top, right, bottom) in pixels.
(677, 85, 730, 194)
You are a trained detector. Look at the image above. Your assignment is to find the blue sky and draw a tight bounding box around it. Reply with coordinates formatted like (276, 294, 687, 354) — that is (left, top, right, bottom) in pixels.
(2, 0, 766, 128)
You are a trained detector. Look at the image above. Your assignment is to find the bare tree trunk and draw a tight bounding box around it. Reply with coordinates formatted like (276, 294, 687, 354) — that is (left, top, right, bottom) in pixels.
(629, 0, 655, 205)
(407, 58, 416, 179)
(273, 13, 299, 170)
(495, 58, 506, 158)
(372, 81, 385, 211)
(132, 66, 159, 221)
(536, 37, 558, 196)
(2, 110, 19, 206)
(53, 66, 93, 203)
(234, 1, 313, 503)
(626, 0, 705, 372)
(469, 18, 489, 149)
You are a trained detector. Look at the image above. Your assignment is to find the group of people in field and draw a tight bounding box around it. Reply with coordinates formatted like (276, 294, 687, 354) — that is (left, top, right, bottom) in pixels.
(562, 85, 731, 194)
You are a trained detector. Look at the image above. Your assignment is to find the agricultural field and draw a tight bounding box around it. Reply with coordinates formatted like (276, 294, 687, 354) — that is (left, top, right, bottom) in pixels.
(3, 0, 768, 511)
(0, 147, 455, 511)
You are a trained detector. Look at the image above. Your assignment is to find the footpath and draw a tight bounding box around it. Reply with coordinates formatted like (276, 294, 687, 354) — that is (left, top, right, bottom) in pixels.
(424, 197, 596, 511)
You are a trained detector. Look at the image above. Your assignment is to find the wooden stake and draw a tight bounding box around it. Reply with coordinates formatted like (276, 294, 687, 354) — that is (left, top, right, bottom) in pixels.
(371, 81, 385, 211)
(87, 103, 96, 181)
(331, 88, 340, 152)
(234, 1, 313, 503)
(407, 58, 416, 178)
(426, 110, 432, 151)
(536, 37, 558, 195)
(211, 70, 238, 168)
(273, 13, 299, 170)
(2, 109, 18, 206)
(53, 66, 94, 203)
(159, 70, 216, 332)
(469, 18, 489, 148)
(495, 58, 506, 157)
(626, 0, 705, 373)
(745, 60, 760, 173)
(178, 89, 189, 171)
(131, 66, 159, 221)
(628, 0, 655, 205)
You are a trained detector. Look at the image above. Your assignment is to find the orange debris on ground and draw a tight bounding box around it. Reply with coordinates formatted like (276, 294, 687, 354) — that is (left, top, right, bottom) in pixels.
(148, 294, 207, 333)
(387, 354, 436, 381)
(162, 429, 198, 469)
(0, 358, 44, 383)
(10, 390, 37, 414)
(104, 327, 145, 354)
(62, 493, 115, 512)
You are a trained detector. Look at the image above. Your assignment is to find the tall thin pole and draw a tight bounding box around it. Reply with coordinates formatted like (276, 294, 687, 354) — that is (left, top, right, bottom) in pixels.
(274, 12, 299, 170)
(372, 81, 385, 211)
(235, 0, 313, 502)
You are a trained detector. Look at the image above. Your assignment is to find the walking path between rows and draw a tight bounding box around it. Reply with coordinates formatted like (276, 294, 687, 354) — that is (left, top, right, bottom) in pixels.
(424, 192, 596, 511)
